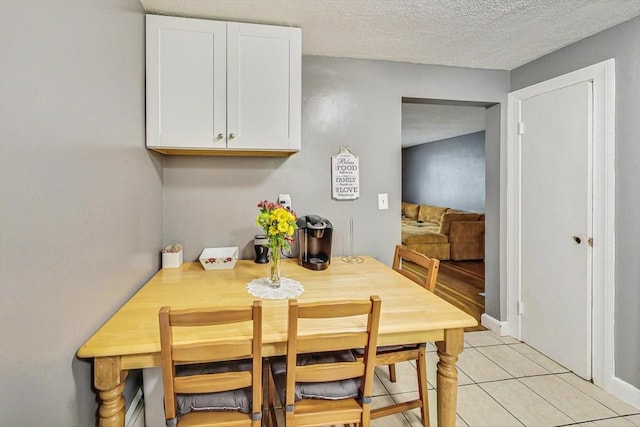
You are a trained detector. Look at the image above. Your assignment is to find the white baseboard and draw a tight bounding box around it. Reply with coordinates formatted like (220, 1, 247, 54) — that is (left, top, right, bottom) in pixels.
(125, 387, 145, 427)
(609, 375, 640, 410)
(480, 313, 509, 336)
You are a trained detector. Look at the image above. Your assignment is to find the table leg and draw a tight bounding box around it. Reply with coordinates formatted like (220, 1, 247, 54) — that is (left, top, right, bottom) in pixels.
(95, 356, 128, 427)
(436, 328, 464, 427)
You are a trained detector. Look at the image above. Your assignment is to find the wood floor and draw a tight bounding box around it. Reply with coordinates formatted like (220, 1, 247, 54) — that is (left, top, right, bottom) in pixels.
(435, 260, 485, 331)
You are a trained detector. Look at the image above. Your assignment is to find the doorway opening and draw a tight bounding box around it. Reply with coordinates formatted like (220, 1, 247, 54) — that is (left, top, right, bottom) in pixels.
(401, 97, 497, 330)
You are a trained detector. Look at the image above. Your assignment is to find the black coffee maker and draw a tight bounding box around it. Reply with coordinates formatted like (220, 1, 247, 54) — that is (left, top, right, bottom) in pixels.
(296, 215, 332, 270)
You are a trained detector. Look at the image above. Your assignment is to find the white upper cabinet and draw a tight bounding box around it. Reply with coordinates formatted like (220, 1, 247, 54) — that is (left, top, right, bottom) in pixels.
(146, 15, 301, 156)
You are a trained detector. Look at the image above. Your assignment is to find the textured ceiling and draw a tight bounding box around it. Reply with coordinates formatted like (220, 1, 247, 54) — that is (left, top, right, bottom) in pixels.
(139, 0, 639, 70)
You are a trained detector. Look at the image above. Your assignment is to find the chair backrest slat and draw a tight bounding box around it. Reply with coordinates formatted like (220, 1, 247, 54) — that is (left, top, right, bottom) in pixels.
(298, 299, 375, 318)
(296, 361, 365, 383)
(297, 332, 369, 353)
(174, 371, 252, 394)
(172, 341, 253, 363)
(169, 307, 254, 326)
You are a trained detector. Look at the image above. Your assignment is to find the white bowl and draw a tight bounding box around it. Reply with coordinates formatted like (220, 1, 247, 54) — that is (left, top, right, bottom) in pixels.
(199, 247, 239, 270)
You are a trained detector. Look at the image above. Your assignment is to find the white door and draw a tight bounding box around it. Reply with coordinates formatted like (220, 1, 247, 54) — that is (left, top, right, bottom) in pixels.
(519, 81, 593, 379)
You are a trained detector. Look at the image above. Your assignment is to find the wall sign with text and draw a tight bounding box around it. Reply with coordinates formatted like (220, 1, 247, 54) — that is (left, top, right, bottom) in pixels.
(332, 146, 360, 200)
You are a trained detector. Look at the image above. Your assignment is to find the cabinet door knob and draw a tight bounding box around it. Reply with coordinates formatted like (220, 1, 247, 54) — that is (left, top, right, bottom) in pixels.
(216, 133, 224, 140)
(573, 236, 581, 244)
(229, 133, 236, 140)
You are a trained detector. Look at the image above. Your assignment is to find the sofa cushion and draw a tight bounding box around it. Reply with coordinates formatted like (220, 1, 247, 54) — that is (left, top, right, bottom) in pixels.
(402, 228, 448, 244)
(418, 205, 450, 224)
(402, 202, 420, 219)
(401, 217, 439, 229)
(438, 212, 481, 235)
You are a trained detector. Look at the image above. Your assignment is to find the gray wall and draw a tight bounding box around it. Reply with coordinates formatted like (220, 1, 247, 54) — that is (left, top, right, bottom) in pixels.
(0, 1, 162, 425)
(2, 1, 634, 421)
(402, 131, 486, 213)
(163, 56, 508, 268)
(511, 16, 640, 388)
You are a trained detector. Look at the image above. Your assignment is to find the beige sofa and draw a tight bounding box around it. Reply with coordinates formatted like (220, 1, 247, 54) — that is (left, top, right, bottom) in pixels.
(401, 202, 485, 261)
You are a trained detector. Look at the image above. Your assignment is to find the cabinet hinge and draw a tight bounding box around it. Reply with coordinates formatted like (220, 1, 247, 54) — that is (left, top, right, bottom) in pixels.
(518, 122, 525, 135)
(517, 301, 524, 315)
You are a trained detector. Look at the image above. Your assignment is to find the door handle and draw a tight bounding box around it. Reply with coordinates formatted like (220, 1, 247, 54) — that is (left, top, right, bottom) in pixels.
(573, 236, 581, 244)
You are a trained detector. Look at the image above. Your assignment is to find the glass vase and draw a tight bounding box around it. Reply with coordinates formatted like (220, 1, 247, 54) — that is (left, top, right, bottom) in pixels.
(269, 247, 281, 288)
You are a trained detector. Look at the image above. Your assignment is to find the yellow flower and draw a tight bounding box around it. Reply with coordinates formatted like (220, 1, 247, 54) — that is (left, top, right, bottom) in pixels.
(277, 221, 289, 233)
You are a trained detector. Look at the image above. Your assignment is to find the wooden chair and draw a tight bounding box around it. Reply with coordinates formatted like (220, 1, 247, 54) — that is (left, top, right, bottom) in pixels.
(159, 301, 263, 427)
(268, 296, 381, 427)
(371, 245, 440, 426)
(392, 244, 440, 293)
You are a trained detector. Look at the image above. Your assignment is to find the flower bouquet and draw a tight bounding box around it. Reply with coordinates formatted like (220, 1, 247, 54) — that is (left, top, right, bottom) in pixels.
(256, 200, 297, 287)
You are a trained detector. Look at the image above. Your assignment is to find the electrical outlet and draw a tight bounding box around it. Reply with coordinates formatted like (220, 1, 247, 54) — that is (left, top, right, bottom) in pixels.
(378, 193, 388, 210)
(278, 194, 292, 211)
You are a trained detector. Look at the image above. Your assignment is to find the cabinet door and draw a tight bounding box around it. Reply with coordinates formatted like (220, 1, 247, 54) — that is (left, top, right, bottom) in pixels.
(227, 22, 301, 151)
(146, 15, 226, 148)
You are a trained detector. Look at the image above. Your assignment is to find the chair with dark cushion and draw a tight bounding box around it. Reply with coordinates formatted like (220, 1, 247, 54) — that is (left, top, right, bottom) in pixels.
(268, 296, 381, 427)
(159, 301, 263, 427)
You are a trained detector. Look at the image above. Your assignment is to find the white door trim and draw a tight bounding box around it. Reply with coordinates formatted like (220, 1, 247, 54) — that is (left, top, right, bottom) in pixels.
(505, 59, 615, 389)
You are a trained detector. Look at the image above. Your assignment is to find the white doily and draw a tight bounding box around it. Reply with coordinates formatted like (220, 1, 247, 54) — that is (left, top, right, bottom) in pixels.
(247, 277, 304, 299)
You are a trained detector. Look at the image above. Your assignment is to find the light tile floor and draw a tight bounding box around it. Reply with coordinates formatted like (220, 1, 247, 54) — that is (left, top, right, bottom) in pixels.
(370, 330, 639, 427)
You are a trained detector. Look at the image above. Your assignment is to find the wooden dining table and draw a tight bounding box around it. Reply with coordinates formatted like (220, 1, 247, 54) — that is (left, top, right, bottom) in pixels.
(78, 256, 477, 426)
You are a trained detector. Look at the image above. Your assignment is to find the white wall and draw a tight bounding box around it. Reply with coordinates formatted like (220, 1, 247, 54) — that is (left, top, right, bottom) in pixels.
(0, 1, 162, 425)
(511, 16, 640, 389)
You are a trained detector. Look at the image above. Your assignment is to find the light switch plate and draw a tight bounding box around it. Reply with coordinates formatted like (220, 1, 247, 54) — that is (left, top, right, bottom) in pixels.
(378, 193, 388, 210)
